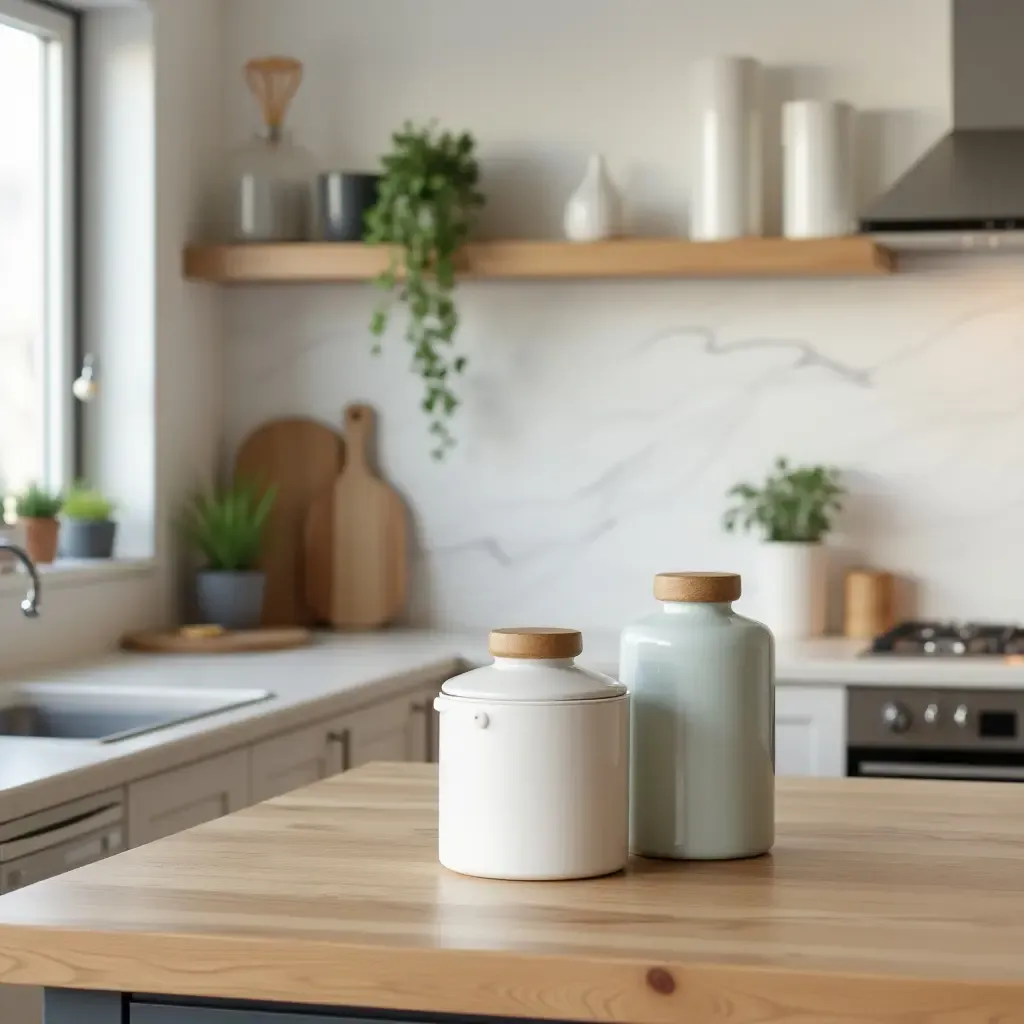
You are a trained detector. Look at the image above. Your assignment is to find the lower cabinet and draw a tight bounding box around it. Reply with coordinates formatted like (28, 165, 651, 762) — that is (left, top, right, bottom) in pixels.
(250, 720, 352, 804)
(121, 680, 444, 848)
(775, 685, 845, 777)
(349, 684, 439, 768)
(0, 983, 40, 1024)
(127, 750, 249, 848)
(249, 683, 441, 803)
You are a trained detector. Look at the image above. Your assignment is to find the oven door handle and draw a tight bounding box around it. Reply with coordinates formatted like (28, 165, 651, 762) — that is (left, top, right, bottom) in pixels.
(858, 761, 1024, 782)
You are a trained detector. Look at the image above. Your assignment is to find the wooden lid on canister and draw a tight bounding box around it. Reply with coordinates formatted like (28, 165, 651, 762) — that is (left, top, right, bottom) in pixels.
(654, 572, 742, 603)
(488, 627, 583, 659)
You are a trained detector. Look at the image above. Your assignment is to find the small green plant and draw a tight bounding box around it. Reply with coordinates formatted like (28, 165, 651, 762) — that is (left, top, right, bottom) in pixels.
(723, 457, 845, 543)
(14, 483, 63, 520)
(62, 482, 115, 522)
(365, 121, 486, 460)
(183, 482, 276, 572)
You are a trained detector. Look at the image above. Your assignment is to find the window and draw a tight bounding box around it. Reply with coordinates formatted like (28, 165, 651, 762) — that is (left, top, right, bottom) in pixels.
(0, 0, 76, 502)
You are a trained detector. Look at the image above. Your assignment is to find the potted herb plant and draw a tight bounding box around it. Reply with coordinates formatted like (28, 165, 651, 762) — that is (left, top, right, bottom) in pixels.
(365, 121, 485, 460)
(723, 457, 845, 639)
(15, 484, 63, 565)
(183, 482, 276, 629)
(61, 483, 117, 559)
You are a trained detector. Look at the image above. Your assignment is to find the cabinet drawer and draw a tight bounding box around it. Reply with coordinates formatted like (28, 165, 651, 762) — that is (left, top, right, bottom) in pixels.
(249, 720, 349, 804)
(127, 750, 248, 848)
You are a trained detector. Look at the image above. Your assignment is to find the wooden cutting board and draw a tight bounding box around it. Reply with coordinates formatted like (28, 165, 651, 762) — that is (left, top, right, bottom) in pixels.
(325, 404, 408, 629)
(304, 484, 334, 624)
(235, 417, 344, 626)
(122, 627, 312, 654)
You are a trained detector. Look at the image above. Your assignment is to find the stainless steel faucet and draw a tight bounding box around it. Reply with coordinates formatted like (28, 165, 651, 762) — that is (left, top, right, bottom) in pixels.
(0, 542, 41, 617)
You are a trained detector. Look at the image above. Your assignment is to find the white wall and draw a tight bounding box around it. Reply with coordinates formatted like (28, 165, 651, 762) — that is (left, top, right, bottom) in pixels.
(0, 0, 224, 674)
(219, 0, 1024, 629)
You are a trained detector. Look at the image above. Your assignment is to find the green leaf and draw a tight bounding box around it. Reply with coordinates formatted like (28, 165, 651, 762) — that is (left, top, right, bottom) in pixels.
(363, 120, 483, 460)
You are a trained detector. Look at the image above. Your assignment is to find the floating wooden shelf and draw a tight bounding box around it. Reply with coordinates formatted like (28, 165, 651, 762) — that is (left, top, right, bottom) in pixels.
(183, 236, 895, 284)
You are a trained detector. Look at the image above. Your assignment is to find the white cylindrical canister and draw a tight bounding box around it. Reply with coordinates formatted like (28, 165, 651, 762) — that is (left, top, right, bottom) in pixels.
(690, 56, 762, 241)
(434, 627, 629, 881)
(782, 100, 855, 238)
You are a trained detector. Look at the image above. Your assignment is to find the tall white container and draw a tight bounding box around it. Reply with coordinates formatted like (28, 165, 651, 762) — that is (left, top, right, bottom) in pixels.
(782, 101, 855, 238)
(758, 541, 827, 639)
(690, 56, 762, 241)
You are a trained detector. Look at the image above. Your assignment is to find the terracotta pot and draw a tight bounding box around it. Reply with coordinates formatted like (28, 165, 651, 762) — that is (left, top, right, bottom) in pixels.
(22, 517, 59, 564)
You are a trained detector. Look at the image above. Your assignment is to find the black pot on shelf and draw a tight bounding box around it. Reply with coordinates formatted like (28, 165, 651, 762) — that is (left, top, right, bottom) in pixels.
(317, 172, 381, 242)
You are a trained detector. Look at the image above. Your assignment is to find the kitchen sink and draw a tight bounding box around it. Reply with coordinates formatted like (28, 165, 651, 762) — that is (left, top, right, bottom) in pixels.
(0, 683, 274, 743)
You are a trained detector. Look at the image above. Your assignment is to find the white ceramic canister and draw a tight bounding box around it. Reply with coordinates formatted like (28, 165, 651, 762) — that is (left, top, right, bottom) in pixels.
(782, 100, 855, 238)
(621, 572, 774, 861)
(690, 55, 763, 240)
(434, 627, 629, 880)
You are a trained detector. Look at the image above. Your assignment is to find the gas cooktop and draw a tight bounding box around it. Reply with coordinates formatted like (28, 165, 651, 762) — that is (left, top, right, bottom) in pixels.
(867, 621, 1024, 657)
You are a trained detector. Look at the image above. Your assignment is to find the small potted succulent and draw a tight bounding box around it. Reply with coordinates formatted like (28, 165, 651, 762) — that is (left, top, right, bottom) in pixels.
(61, 482, 117, 559)
(723, 457, 845, 639)
(183, 482, 276, 629)
(14, 484, 63, 565)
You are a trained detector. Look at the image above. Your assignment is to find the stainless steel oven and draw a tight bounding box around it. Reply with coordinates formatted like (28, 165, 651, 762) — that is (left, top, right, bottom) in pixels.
(847, 687, 1024, 782)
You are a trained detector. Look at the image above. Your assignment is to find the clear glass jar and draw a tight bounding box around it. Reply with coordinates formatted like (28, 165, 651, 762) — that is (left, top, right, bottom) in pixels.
(621, 571, 774, 860)
(224, 128, 316, 242)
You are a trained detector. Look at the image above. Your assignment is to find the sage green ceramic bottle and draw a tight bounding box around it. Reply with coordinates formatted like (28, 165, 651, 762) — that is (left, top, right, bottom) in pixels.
(621, 572, 774, 860)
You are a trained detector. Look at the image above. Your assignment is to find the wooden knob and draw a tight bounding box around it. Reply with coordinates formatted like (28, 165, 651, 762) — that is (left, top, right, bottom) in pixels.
(654, 572, 741, 603)
(488, 627, 583, 659)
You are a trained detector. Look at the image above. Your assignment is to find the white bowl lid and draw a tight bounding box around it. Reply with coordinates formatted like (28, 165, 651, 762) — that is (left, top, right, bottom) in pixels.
(442, 662, 627, 702)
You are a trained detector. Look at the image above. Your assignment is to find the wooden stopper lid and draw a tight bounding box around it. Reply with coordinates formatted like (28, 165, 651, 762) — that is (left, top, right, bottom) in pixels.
(654, 572, 742, 603)
(488, 627, 583, 659)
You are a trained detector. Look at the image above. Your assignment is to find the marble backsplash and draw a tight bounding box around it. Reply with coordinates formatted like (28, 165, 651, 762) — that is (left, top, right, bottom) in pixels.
(224, 252, 1024, 631)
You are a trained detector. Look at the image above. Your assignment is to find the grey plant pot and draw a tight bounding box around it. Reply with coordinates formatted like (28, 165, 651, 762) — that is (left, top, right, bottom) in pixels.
(60, 519, 117, 559)
(196, 570, 265, 630)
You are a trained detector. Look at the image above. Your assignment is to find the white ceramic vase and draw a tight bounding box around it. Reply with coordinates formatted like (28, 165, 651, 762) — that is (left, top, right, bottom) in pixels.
(783, 100, 855, 238)
(690, 55, 762, 240)
(563, 154, 622, 242)
(757, 542, 827, 640)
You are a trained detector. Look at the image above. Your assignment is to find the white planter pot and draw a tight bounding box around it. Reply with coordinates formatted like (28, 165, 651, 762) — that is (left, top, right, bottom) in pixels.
(434, 628, 629, 880)
(690, 55, 762, 240)
(757, 542, 827, 639)
(782, 100, 855, 238)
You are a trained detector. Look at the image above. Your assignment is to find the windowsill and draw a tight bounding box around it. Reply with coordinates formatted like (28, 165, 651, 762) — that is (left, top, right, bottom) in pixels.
(0, 557, 156, 595)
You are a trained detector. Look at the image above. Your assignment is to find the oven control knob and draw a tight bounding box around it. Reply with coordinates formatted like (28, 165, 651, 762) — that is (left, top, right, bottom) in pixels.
(923, 703, 940, 725)
(882, 701, 912, 733)
(953, 704, 969, 728)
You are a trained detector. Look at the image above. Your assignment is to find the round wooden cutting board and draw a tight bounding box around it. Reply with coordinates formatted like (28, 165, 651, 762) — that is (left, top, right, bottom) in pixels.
(235, 417, 345, 627)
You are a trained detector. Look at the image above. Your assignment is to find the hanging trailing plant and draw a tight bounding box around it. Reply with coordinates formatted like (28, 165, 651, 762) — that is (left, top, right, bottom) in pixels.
(365, 121, 485, 459)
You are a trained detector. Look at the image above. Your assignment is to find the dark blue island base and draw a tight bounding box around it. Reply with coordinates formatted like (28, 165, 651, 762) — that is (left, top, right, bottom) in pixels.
(46, 991, 552, 1024)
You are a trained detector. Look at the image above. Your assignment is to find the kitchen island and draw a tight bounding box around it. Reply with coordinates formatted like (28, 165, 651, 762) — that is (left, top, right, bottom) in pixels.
(0, 763, 1022, 1024)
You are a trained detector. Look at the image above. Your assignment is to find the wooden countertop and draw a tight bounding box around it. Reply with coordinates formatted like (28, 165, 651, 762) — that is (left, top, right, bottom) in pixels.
(1, 764, 1023, 1024)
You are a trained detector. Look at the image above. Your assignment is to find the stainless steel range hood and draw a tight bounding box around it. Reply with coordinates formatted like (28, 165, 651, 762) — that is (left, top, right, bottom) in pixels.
(860, 0, 1024, 247)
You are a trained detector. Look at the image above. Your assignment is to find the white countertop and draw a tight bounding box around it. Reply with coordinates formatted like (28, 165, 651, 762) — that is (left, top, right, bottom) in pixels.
(2, 629, 1024, 822)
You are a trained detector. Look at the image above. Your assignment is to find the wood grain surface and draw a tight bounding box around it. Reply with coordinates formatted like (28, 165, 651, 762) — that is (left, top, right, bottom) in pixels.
(234, 417, 344, 626)
(183, 237, 896, 282)
(328, 404, 408, 629)
(121, 627, 311, 654)
(1, 765, 1023, 1024)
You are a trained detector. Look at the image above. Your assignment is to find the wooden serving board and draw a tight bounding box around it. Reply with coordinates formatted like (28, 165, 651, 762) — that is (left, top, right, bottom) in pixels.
(325, 404, 408, 629)
(304, 485, 334, 624)
(122, 628, 312, 654)
(234, 417, 344, 626)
